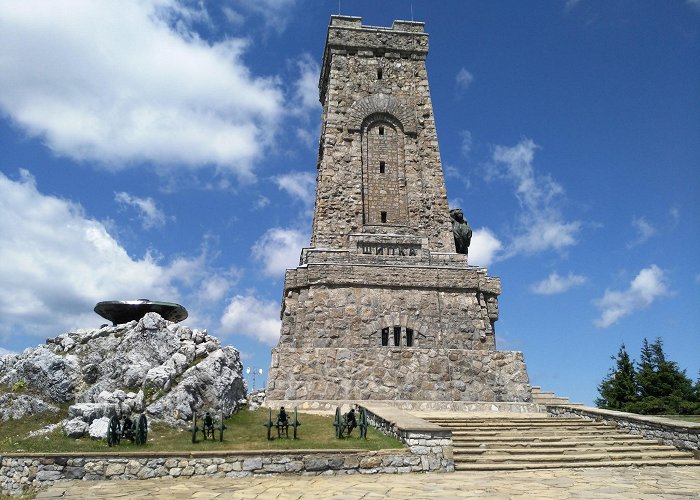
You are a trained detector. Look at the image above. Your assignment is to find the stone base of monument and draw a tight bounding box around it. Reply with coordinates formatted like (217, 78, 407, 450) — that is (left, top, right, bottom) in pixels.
(263, 399, 543, 414)
(265, 347, 532, 410)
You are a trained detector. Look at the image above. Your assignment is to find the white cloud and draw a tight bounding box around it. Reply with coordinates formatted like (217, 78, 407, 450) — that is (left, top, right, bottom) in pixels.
(292, 53, 321, 116)
(531, 271, 587, 295)
(219, 294, 281, 345)
(490, 139, 581, 257)
(594, 265, 670, 328)
(460, 130, 473, 157)
(455, 67, 474, 93)
(254, 195, 270, 210)
(0, 347, 15, 357)
(0, 0, 283, 181)
(273, 171, 316, 208)
(252, 227, 308, 277)
(565, 0, 583, 11)
(469, 228, 503, 268)
(115, 192, 168, 230)
(627, 216, 656, 248)
(0, 170, 174, 336)
(229, 0, 297, 33)
(0, 170, 232, 339)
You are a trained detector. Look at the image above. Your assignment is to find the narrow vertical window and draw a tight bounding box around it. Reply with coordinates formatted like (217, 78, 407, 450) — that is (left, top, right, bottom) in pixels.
(378, 126, 384, 135)
(379, 161, 385, 173)
(377, 68, 383, 80)
(406, 328, 414, 347)
(381, 211, 387, 223)
(381, 328, 389, 346)
(393, 326, 401, 346)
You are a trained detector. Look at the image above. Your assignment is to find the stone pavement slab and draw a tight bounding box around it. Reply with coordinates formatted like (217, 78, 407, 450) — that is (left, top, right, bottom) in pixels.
(34, 466, 700, 499)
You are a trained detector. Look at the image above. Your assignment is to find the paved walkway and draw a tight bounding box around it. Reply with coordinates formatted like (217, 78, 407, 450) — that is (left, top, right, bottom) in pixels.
(36, 466, 700, 499)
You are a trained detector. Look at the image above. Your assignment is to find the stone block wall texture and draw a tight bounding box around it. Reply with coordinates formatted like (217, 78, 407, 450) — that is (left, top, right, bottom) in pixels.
(312, 16, 453, 251)
(548, 405, 700, 452)
(0, 446, 451, 496)
(266, 16, 532, 405)
(266, 348, 531, 402)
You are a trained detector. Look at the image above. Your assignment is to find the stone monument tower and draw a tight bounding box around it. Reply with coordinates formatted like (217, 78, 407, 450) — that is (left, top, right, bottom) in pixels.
(265, 16, 531, 408)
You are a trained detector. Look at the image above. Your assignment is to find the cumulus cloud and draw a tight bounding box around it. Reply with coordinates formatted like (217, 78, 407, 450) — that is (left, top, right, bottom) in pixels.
(531, 272, 587, 295)
(0, 170, 233, 339)
(252, 227, 308, 277)
(469, 228, 503, 267)
(594, 265, 669, 328)
(460, 130, 473, 157)
(227, 0, 297, 33)
(292, 53, 321, 116)
(0, 0, 283, 181)
(489, 139, 581, 257)
(627, 216, 656, 248)
(455, 67, 474, 93)
(115, 192, 168, 230)
(273, 171, 316, 208)
(219, 294, 281, 345)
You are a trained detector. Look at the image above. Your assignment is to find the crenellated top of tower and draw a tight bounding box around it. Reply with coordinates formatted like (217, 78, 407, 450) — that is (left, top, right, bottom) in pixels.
(319, 16, 429, 103)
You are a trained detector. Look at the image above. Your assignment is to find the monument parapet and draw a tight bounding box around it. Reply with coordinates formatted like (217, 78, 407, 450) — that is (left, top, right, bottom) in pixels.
(266, 16, 532, 408)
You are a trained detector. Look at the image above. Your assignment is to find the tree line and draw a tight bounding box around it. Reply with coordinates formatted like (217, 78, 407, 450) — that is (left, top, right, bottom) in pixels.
(596, 337, 700, 415)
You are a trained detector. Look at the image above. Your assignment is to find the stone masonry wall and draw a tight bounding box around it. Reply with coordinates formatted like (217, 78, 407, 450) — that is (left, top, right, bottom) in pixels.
(0, 449, 438, 496)
(311, 16, 453, 252)
(266, 348, 531, 402)
(280, 264, 500, 350)
(548, 405, 700, 452)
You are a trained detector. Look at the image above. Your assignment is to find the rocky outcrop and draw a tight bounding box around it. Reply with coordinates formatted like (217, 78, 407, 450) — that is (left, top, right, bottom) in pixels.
(0, 313, 246, 437)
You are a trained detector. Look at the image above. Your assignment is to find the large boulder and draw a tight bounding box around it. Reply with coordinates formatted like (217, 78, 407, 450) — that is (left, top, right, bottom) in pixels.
(146, 347, 245, 425)
(0, 394, 59, 421)
(0, 312, 247, 436)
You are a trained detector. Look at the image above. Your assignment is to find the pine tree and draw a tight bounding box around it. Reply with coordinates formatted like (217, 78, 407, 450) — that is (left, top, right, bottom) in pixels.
(628, 337, 699, 415)
(595, 343, 638, 411)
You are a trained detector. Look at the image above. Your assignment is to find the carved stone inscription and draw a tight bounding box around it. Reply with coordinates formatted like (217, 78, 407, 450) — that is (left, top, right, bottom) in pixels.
(359, 242, 419, 257)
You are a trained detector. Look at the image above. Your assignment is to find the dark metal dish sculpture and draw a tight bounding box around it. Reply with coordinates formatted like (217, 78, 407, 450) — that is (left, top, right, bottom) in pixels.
(94, 299, 188, 325)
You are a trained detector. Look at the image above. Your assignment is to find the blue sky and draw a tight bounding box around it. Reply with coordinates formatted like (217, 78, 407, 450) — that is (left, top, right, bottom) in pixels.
(0, 0, 698, 405)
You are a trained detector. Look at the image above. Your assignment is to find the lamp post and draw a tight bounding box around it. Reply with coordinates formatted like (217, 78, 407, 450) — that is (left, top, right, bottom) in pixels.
(246, 367, 264, 391)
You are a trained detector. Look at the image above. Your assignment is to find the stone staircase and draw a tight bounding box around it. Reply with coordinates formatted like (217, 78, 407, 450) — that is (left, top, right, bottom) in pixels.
(530, 385, 581, 406)
(426, 414, 700, 471)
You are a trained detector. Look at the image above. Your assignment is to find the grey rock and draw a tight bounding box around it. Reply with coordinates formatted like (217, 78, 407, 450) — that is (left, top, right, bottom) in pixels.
(0, 393, 58, 421)
(89, 417, 110, 439)
(63, 418, 88, 438)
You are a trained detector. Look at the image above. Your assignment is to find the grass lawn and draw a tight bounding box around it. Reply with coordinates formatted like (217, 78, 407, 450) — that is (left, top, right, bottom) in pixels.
(0, 407, 404, 454)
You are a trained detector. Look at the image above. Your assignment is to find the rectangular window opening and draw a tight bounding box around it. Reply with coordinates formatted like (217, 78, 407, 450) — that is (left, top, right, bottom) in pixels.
(377, 68, 383, 80)
(406, 328, 414, 347)
(381, 211, 387, 223)
(381, 328, 389, 347)
(393, 326, 401, 346)
(379, 161, 385, 173)
(378, 126, 384, 135)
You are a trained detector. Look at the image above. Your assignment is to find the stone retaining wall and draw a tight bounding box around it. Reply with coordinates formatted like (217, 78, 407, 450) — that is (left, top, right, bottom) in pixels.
(1, 405, 455, 496)
(267, 348, 531, 402)
(361, 403, 454, 472)
(548, 405, 700, 452)
(0, 449, 423, 496)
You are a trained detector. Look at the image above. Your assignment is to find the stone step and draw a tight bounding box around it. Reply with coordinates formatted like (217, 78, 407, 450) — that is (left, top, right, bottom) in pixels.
(454, 445, 681, 456)
(454, 439, 667, 449)
(436, 422, 611, 429)
(454, 450, 695, 464)
(455, 459, 700, 471)
(451, 429, 637, 438)
(452, 433, 655, 443)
